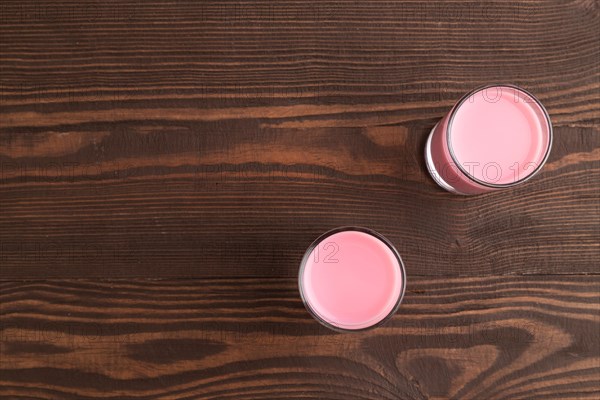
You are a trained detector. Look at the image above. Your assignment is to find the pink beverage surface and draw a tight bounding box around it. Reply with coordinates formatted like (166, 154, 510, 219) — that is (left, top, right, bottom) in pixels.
(301, 231, 403, 330)
(450, 86, 550, 185)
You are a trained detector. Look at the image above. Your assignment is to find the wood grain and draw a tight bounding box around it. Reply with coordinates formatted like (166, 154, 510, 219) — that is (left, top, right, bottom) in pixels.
(2, 0, 599, 279)
(1, 1, 599, 399)
(1, 277, 599, 400)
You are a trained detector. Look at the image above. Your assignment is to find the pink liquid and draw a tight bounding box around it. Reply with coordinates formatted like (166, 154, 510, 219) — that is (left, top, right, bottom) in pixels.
(299, 230, 404, 331)
(426, 85, 552, 194)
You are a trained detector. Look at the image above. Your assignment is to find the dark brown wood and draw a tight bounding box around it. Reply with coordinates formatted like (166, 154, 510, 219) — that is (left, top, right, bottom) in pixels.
(1, 0, 599, 399)
(1, 0, 599, 278)
(1, 277, 599, 400)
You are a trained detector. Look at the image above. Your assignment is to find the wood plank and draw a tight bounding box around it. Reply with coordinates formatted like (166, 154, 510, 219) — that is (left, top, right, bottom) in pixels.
(1, 123, 598, 277)
(1, 276, 599, 399)
(0, 1, 598, 116)
(1, 1, 599, 278)
(1, 1, 599, 399)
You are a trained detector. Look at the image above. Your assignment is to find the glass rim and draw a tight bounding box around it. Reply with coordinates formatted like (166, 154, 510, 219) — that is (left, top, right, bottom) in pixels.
(446, 83, 553, 189)
(298, 226, 407, 333)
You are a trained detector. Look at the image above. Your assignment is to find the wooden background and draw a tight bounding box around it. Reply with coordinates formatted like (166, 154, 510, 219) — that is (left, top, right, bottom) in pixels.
(1, 1, 599, 399)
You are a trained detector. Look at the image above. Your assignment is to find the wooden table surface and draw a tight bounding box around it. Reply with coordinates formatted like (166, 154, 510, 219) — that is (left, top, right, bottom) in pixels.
(1, 1, 599, 399)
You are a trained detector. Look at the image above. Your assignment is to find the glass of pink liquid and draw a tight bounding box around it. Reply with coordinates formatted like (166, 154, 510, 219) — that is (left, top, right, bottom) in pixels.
(298, 227, 406, 332)
(425, 84, 553, 195)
